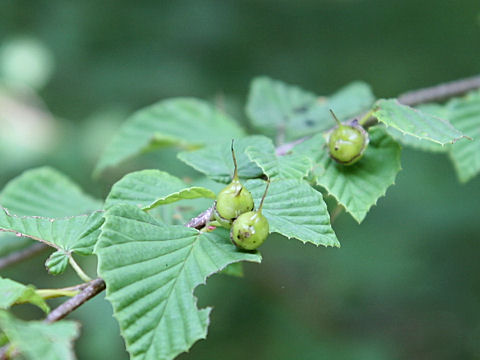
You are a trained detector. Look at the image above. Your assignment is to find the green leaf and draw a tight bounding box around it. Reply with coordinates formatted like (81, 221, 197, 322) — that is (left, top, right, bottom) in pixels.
(105, 170, 216, 211)
(0, 331, 7, 347)
(0, 311, 79, 360)
(246, 77, 375, 140)
(287, 81, 376, 139)
(94, 98, 245, 176)
(45, 250, 70, 275)
(288, 132, 328, 163)
(313, 127, 402, 223)
(245, 179, 339, 247)
(447, 90, 480, 182)
(0, 208, 104, 256)
(178, 136, 268, 183)
(246, 76, 317, 137)
(385, 91, 480, 182)
(373, 99, 466, 145)
(0, 167, 102, 217)
(96, 204, 261, 360)
(0, 277, 49, 313)
(384, 103, 449, 153)
(143, 178, 222, 226)
(245, 138, 312, 179)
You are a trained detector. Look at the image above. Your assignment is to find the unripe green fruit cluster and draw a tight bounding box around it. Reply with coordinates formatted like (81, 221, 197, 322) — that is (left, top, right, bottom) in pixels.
(213, 141, 270, 251)
(328, 119, 369, 165)
(214, 176, 270, 251)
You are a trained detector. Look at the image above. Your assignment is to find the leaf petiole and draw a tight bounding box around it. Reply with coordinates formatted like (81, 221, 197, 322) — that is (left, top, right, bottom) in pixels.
(35, 287, 80, 300)
(358, 109, 375, 126)
(68, 256, 92, 282)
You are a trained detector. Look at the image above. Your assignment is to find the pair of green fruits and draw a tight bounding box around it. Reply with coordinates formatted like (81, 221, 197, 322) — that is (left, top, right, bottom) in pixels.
(214, 143, 270, 251)
(213, 111, 369, 250)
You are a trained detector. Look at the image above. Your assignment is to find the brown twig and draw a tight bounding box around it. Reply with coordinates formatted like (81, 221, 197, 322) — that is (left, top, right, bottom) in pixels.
(362, 74, 480, 129)
(0, 243, 48, 270)
(398, 74, 480, 106)
(44, 278, 106, 323)
(185, 205, 215, 229)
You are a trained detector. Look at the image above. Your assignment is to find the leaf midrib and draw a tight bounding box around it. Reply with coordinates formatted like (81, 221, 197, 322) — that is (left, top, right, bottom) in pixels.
(143, 231, 200, 359)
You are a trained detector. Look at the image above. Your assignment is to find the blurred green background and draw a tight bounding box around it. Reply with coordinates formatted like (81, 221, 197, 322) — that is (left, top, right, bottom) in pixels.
(1, 1, 480, 359)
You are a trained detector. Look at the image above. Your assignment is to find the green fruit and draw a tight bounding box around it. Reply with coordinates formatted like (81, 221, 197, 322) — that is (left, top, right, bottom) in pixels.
(214, 140, 254, 228)
(214, 179, 254, 227)
(327, 110, 369, 165)
(230, 211, 269, 250)
(230, 180, 270, 251)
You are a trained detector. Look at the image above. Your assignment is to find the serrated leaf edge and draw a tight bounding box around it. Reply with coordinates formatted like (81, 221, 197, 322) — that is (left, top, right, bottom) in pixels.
(374, 99, 468, 145)
(0, 207, 104, 251)
(316, 149, 402, 224)
(245, 144, 313, 180)
(99, 211, 261, 360)
(142, 187, 217, 211)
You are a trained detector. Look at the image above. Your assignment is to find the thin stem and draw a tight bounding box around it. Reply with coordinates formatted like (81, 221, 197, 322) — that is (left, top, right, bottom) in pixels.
(358, 109, 375, 127)
(68, 256, 92, 282)
(45, 278, 106, 323)
(36, 284, 87, 299)
(329, 109, 341, 125)
(258, 180, 270, 212)
(231, 139, 238, 179)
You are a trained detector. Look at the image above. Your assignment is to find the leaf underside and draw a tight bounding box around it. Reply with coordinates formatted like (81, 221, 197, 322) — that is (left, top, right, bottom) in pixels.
(45, 250, 70, 275)
(105, 169, 216, 211)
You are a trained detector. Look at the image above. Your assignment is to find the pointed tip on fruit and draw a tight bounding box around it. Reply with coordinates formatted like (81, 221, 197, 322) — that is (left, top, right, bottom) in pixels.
(231, 139, 239, 180)
(329, 109, 342, 125)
